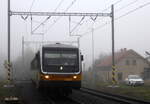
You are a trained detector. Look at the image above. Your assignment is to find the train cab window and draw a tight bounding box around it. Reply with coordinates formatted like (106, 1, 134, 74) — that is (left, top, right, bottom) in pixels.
(42, 48, 79, 73)
(45, 53, 61, 58)
(44, 50, 78, 66)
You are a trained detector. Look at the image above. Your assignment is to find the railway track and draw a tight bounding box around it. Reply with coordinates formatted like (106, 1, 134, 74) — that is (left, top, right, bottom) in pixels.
(79, 87, 150, 104)
(38, 90, 80, 104)
(16, 81, 150, 104)
(17, 81, 80, 104)
(47, 95, 81, 104)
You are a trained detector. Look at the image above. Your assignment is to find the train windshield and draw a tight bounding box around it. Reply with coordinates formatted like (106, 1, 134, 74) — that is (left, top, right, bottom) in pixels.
(43, 48, 79, 73)
(44, 52, 77, 66)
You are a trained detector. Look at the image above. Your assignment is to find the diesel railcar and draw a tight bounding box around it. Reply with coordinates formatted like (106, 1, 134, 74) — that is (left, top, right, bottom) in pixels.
(31, 43, 83, 94)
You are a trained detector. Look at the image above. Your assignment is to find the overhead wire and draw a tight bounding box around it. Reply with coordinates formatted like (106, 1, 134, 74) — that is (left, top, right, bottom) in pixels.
(81, 0, 124, 33)
(100, 0, 124, 12)
(68, 0, 124, 37)
(32, 16, 51, 33)
(94, 1, 150, 30)
(70, 16, 85, 34)
(44, 0, 77, 34)
(64, 0, 77, 11)
(80, 0, 147, 36)
(82, 0, 124, 24)
(44, 0, 122, 35)
(31, 0, 65, 33)
(115, 0, 139, 12)
(29, 0, 36, 11)
(115, 1, 150, 20)
(94, 0, 140, 30)
(21, 0, 37, 20)
(54, 0, 65, 12)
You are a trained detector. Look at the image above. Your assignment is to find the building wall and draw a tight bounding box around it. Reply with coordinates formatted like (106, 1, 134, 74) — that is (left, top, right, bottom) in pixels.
(116, 53, 150, 82)
(97, 51, 150, 82)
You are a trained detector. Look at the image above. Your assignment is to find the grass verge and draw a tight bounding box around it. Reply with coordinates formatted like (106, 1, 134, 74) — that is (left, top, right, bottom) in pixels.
(96, 82, 150, 101)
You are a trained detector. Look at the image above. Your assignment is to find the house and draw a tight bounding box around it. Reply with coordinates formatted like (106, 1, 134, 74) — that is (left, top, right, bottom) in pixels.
(96, 48, 150, 82)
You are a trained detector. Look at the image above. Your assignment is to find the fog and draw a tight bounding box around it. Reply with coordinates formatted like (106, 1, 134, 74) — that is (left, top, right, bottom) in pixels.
(0, 0, 150, 80)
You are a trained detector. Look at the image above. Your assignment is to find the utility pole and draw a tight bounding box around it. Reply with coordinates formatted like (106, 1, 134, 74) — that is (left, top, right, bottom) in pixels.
(22, 36, 24, 63)
(92, 28, 95, 86)
(7, 0, 13, 82)
(77, 37, 80, 49)
(92, 28, 94, 70)
(111, 5, 116, 85)
(8, 0, 10, 63)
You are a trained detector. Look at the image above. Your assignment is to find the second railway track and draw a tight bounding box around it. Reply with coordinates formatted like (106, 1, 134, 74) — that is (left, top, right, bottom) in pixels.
(79, 87, 150, 104)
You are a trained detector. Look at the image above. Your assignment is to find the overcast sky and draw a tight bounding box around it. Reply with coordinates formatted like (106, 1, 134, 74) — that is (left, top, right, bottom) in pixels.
(0, 0, 150, 70)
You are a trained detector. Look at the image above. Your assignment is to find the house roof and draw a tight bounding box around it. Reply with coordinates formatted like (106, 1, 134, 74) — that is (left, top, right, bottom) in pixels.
(96, 49, 150, 67)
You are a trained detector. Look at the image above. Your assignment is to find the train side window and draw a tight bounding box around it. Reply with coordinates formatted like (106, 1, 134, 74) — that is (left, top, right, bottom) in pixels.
(31, 59, 38, 70)
(31, 53, 39, 70)
(81, 55, 84, 61)
(36, 53, 40, 69)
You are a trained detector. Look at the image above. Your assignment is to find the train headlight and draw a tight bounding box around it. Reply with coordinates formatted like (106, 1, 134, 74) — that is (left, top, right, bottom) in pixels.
(73, 75, 77, 79)
(44, 75, 49, 79)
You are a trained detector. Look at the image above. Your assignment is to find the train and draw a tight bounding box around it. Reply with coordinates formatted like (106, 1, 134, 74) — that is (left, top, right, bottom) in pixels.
(30, 43, 83, 95)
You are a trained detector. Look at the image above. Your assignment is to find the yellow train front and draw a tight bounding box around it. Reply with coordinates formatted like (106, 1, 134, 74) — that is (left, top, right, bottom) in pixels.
(31, 43, 83, 95)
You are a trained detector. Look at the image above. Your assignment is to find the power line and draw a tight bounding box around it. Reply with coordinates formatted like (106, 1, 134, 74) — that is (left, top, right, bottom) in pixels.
(29, 0, 36, 11)
(116, 1, 150, 20)
(85, 0, 124, 22)
(64, 0, 77, 11)
(94, 0, 140, 30)
(32, 16, 51, 33)
(54, 0, 65, 12)
(68, 0, 124, 36)
(101, 0, 124, 12)
(94, 0, 140, 29)
(21, 0, 37, 20)
(115, 0, 139, 12)
(78, 0, 124, 35)
(92, 0, 124, 23)
(31, 0, 65, 34)
(44, 0, 77, 34)
(113, 0, 124, 6)
(80, 1, 150, 36)
(45, 0, 122, 35)
(70, 16, 85, 34)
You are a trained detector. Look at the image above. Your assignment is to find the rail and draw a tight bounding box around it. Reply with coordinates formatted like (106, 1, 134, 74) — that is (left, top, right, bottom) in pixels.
(80, 87, 150, 104)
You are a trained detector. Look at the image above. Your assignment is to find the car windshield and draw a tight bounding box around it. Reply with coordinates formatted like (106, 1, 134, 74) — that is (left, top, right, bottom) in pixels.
(128, 75, 141, 79)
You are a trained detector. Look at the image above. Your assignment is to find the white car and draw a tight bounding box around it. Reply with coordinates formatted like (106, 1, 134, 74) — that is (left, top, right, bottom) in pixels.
(125, 75, 144, 86)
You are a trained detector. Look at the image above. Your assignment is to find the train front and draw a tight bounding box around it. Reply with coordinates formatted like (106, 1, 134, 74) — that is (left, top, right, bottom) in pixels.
(39, 45, 82, 90)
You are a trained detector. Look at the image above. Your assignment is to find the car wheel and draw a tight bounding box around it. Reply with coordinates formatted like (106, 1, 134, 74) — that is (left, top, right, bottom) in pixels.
(128, 81, 131, 85)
